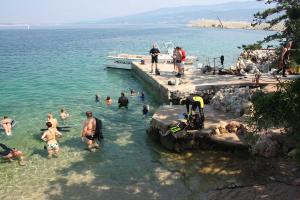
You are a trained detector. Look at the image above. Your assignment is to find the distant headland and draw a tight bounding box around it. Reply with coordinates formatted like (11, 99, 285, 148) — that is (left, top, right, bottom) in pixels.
(188, 19, 284, 31)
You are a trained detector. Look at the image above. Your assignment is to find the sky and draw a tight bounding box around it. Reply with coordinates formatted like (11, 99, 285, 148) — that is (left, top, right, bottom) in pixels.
(0, 0, 255, 24)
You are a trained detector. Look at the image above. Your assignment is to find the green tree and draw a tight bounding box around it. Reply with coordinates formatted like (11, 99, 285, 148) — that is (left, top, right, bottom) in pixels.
(250, 78, 300, 141)
(246, 0, 300, 63)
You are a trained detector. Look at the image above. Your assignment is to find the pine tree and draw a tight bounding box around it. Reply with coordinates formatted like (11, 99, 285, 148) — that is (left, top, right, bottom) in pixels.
(251, 0, 300, 63)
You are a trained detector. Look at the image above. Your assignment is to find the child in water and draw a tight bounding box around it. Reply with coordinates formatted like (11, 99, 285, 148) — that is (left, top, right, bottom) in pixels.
(106, 96, 112, 106)
(60, 108, 70, 120)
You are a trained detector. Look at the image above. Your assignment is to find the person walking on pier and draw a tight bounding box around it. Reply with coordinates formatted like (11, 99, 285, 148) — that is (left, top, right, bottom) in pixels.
(277, 41, 292, 77)
(149, 44, 160, 74)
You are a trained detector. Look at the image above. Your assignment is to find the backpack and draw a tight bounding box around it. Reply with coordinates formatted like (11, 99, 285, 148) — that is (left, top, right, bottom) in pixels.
(181, 49, 186, 61)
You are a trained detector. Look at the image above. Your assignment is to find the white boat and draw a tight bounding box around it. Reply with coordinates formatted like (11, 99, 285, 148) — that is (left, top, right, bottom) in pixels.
(107, 53, 197, 65)
(106, 42, 198, 68)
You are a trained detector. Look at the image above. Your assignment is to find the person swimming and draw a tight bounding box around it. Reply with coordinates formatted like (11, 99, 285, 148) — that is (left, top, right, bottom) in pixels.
(130, 89, 137, 96)
(105, 96, 112, 106)
(1, 116, 13, 136)
(142, 105, 149, 116)
(95, 94, 101, 103)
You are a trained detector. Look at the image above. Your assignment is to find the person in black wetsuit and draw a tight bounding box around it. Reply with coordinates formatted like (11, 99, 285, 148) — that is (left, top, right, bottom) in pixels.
(184, 95, 205, 129)
(149, 44, 160, 74)
(140, 91, 145, 101)
(118, 92, 129, 109)
(142, 105, 149, 116)
(277, 41, 292, 77)
(0, 143, 25, 165)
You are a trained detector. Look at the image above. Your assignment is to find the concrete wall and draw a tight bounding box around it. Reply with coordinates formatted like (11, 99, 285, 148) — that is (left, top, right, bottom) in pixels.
(131, 63, 170, 103)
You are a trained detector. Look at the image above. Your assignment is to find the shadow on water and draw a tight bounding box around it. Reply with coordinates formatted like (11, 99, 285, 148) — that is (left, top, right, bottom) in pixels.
(40, 125, 264, 200)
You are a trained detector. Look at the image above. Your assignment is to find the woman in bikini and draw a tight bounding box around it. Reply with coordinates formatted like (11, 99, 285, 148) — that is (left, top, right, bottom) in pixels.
(1, 116, 12, 136)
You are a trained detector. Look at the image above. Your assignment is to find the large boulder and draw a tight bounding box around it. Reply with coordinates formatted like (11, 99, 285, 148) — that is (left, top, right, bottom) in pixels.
(252, 135, 279, 158)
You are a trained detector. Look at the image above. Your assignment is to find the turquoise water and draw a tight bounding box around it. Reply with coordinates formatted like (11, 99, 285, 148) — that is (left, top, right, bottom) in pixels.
(0, 26, 271, 199)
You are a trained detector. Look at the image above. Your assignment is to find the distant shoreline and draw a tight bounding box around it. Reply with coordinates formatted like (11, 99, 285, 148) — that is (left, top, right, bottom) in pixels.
(188, 19, 284, 32)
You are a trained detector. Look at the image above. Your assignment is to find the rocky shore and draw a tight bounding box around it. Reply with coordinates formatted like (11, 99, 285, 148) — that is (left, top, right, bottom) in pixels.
(188, 19, 284, 31)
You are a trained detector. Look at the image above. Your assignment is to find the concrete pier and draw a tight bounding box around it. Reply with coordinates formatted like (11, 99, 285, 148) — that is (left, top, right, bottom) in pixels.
(132, 61, 297, 151)
(131, 62, 291, 102)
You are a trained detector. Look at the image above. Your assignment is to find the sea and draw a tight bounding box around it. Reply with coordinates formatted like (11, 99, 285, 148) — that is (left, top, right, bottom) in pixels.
(0, 25, 271, 199)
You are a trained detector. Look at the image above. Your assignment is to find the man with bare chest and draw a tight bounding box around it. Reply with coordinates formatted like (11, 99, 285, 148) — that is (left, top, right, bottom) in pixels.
(81, 111, 100, 152)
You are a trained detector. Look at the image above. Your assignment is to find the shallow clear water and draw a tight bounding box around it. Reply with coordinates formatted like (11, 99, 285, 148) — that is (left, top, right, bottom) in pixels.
(0, 26, 271, 199)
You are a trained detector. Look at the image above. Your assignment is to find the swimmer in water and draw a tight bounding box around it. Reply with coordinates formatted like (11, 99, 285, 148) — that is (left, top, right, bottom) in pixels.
(60, 108, 70, 120)
(95, 94, 101, 103)
(142, 105, 149, 116)
(81, 111, 100, 152)
(140, 91, 145, 101)
(47, 113, 59, 129)
(1, 116, 12, 136)
(130, 89, 137, 96)
(105, 96, 113, 106)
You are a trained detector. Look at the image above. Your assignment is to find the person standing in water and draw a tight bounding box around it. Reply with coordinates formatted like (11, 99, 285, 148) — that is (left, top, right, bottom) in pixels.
(60, 108, 70, 120)
(95, 94, 101, 103)
(41, 122, 62, 159)
(118, 92, 129, 109)
(1, 116, 13, 136)
(105, 96, 113, 106)
(81, 111, 100, 152)
(149, 44, 160, 74)
(47, 113, 59, 129)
